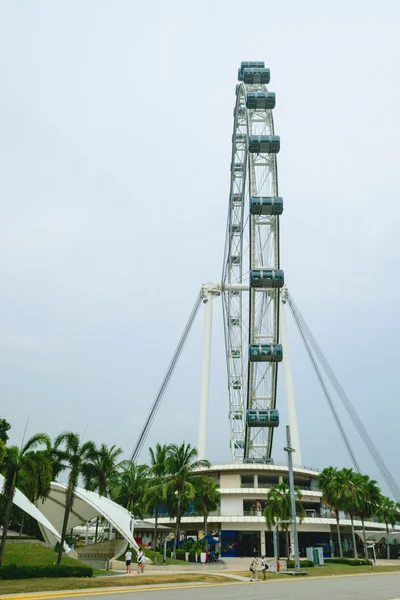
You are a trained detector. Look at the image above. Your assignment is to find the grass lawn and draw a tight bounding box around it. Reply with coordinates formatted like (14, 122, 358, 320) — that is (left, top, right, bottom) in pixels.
(2, 543, 106, 575)
(0, 573, 235, 595)
(227, 563, 400, 579)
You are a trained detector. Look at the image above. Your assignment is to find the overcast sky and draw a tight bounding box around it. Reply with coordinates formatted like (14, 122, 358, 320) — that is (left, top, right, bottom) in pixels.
(0, 1, 399, 496)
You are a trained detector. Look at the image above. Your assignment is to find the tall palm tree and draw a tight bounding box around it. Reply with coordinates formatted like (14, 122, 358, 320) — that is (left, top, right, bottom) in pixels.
(193, 478, 220, 538)
(161, 442, 210, 557)
(318, 467, 344, 558)
(83, 444, 123, 542)
(143, 444, 170, 548)
(264, 481, 305, 558)
(356, 474, 381, 559)
(114, 461, 149, 518)
(54, 432, 98, 566)
(0, 433, 52, 565)
(376, 495, 399, 560)
(337, 468, 362, 559)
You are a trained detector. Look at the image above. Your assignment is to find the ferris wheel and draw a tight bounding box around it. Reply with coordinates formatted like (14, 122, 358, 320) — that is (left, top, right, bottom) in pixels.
(222, 61, 283, 464)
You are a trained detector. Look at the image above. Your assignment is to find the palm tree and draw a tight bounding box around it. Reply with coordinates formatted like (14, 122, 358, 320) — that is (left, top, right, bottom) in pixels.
(318, 467, 344, 558)
(54, 432, 98, 566)
(114, 461, 149, 518)
(376, 495, 399, 560)
(0, 433, 52, 565)
(337, 468, 362, 559)
(83, 444, 123, 542)
(161, 442, 210, 557)
(193, 478, 220, 538)
(264, 481, 305, 558)
(143, 444, 170, 548)
(356, 474, 381, 559)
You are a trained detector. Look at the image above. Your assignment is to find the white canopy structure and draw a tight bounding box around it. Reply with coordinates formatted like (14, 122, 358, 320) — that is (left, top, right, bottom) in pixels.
(356, 530, 400, 544)
(0, 474, 66, 550)
(36, 482, 139, 552)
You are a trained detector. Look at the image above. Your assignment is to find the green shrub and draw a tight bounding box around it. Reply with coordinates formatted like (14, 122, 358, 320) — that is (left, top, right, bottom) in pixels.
(0, 564, 93, 580)
(286, 560, 314, 568)
(175, 551, 186, 561)
(325, 558, 372, 566)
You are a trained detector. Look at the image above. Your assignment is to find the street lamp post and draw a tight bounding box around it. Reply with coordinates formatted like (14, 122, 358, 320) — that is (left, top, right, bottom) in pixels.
(284, 424, 301, 573)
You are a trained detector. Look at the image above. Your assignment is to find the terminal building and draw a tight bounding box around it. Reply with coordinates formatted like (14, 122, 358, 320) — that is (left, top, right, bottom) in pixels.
(155, 463, 400, 558)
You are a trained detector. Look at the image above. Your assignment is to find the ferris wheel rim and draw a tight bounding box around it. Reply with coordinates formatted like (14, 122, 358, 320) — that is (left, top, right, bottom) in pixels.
(222, 65, 282, 464)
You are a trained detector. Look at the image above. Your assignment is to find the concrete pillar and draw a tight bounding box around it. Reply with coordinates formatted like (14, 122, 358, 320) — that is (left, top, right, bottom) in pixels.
(260, 531, 266, 556)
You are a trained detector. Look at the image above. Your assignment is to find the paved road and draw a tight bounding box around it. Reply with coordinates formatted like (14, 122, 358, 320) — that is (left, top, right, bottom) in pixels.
(48, 573, 400, 600)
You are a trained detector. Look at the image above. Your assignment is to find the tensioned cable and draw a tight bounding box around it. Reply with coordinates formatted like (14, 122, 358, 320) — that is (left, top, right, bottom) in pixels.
(130, 290, 202, 463)
(288, 292, 400, 499)
(287, 291, 400, 500)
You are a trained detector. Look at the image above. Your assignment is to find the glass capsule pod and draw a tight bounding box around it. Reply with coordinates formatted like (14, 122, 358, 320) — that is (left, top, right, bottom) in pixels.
(246, 409, 279, 428)
(249, 344, 283, 362)
(250, 196, 283, 216)
(244, 457, 265, 464)
(231, 162, 244, 173)
(248, 135, 280, 154)
(232, 193, 243, 204)
(246, 92, 276, 110)
(242, 68, 271, 85)
(233, 411, 243, 420)
(238, 61, 265, 80)
(250, 269, 285, 289)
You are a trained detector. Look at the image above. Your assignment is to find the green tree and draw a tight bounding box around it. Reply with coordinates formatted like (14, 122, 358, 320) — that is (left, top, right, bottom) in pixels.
(193, 477, 220, 538)
(336, 468, 362, 559)
(318, 467, 344, 557)
(114, 461, 149, 518)
(0, 418, 11, 444)
(356, 474, 381, 559)
(376, 495, 399, 560)
(161, 442, 210, 557)
(0, 433, 52, 565)
(264, 481, 305, 559)
(54, 432, 97, 566)
(83, 444, 123, 542)
(143, 444, 170, 547)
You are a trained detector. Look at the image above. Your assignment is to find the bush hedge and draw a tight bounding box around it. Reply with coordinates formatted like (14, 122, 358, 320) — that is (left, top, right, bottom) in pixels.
(286, 559, 314, 568)
(0, 564, 93, 580)
(324, 558, 372, 566)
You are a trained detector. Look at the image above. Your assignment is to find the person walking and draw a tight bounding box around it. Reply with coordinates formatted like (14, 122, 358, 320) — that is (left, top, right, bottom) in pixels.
(137, 549, 144, 573)
(125, 549, 132, 574)
(139, 550, 146, 573)
(261, 555, 269, 580)
(250, 554, 262, 582)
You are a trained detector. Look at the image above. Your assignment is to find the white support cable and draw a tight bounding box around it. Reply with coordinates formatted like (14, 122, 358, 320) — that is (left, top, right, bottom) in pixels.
(130, 291, 202, 463)
(287, 291, 400, 501)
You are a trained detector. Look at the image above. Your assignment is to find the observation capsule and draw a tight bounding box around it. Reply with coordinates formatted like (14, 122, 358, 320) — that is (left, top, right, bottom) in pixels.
(232, 379, 241, 389)
(250, 196, 283, 216)
(249, 135, 280, 154)
(242, 68, 270, 85)
(244, 457, 265, 464)
(238, 61, 265, 80)
(250, 269, 284, 289)
(231, 162, 244, 173)
(246, 409, 279, 428)
(234, 440, 245, 448)
(246, 92, 276, 110)
(232, 193, 243, 204)
(249, 344, 283, 362)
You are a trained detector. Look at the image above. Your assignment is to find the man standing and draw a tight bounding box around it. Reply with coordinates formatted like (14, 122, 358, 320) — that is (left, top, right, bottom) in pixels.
(250, 554, 262, 582)
(125, 549, 132, 574)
